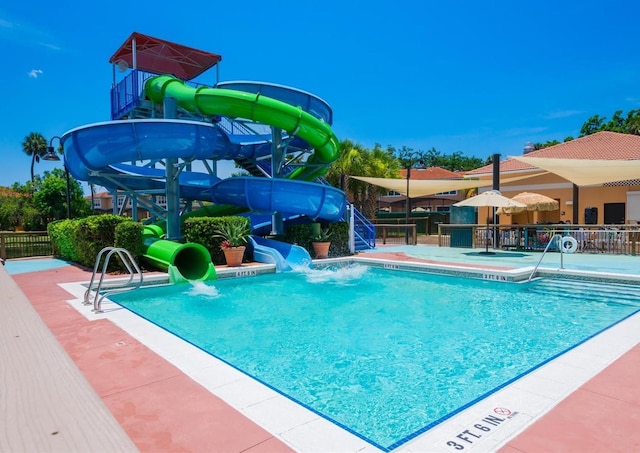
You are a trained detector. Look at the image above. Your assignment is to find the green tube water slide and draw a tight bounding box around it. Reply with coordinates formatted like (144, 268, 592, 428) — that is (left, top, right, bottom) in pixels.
(141, 224, 216, 284)
(144, 75, 341, 180)
(139, 75, 341, 281)
(140, 203, 245, 282)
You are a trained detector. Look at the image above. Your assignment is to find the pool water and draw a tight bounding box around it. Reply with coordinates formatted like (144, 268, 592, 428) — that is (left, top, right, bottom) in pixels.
(4, 258, 70, 275)
(110, 265, 640, 450)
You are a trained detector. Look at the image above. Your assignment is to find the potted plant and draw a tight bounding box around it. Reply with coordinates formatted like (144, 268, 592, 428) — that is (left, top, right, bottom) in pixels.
(310, 226, 332, 259)
(214, 218, 250, 267)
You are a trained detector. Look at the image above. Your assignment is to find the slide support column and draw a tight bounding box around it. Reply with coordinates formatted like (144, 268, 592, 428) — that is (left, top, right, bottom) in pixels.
(164, 97, 181, 240)
(271, 127, 284, 236)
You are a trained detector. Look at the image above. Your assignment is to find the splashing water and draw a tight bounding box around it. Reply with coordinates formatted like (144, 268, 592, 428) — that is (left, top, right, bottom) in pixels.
(188, 281, 220, 298)
(299, 263, 369, 285)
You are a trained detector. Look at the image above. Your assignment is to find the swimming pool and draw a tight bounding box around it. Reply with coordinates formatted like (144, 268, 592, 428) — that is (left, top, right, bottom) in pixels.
(109, 264, 640, 450)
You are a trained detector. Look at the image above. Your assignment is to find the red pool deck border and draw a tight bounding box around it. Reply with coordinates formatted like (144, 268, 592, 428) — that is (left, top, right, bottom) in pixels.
(6, 254, 640, 452)
(10, 264, 293, 453)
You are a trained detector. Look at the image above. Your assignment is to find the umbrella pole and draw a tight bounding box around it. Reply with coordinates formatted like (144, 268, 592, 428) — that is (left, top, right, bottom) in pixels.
(485, 217, 490, 253)
(479, 216, 495, 255)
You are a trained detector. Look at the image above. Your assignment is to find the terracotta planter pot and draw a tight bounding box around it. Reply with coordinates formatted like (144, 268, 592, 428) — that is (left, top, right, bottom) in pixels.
(222, 246, 245, 267)
(312, 241, 331, 259)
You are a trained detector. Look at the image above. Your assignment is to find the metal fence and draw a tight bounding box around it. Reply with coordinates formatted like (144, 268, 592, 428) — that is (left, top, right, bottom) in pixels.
(437, 224, 640, 255)
(0, 232, 54, 260)
(373, 224, 418, 245)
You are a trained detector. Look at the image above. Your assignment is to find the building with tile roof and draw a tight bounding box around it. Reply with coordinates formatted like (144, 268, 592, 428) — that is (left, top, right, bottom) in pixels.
(465, 131, 640, 225)
(377, 166, 467, 214)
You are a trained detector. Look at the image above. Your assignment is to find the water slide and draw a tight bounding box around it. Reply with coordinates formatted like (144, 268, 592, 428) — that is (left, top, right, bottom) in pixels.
(61, 77, 346, 280)
(247, 236, 312, 272)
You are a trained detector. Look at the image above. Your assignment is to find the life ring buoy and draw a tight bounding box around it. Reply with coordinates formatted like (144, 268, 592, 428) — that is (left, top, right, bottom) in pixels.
(561, 236, 578, 254)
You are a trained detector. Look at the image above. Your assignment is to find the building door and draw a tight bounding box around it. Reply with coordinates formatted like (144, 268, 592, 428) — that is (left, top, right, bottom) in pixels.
(604, 202, 625, 224)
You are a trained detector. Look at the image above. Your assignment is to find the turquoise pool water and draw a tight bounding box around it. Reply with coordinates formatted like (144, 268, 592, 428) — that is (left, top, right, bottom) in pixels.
(110, 265, 640, 450)
(4, 258, 70, 275)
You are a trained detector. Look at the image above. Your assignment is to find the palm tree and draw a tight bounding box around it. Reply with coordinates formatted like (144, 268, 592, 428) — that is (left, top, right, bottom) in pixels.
(325, 139, 367, 208)
(22, 132, 48, 183)
(360, 144, 401, 218)
(325, 140, 401, 218)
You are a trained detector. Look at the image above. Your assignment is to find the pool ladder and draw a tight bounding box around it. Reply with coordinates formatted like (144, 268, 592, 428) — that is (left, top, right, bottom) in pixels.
(528, 234, 566, 281)
(83, 247, 143, 313)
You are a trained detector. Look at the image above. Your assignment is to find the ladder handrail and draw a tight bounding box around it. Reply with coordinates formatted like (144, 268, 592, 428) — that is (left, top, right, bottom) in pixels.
(528, 233, 565, 281)
(83, 247, 143, 313)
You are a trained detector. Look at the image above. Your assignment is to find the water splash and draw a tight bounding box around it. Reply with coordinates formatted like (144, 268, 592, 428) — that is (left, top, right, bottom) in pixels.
(299, 263, 369, 285)
(188, 281, 220, 298)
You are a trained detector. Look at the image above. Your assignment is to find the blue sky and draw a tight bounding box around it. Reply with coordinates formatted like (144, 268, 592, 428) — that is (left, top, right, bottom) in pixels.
(1, 1, 640, 191)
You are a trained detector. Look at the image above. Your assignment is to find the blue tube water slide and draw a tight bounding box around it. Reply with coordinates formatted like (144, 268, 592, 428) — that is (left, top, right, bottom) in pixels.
(60, 81, 346, 276)
(62, 124, 346, 220)
(247, 236, 312, 272)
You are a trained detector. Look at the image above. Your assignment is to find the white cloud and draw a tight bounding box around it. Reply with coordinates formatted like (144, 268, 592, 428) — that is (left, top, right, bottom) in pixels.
(544, 110, 583, 120)
(28, 69, 43, 78)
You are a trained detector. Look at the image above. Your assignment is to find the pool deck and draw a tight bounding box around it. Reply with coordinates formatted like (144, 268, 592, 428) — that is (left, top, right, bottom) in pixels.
(2, 247, 639, 452)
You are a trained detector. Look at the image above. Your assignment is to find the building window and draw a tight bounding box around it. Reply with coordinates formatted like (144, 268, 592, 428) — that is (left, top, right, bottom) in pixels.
(436, 190, 457, 196)
(156, 195, 167, 207)
(386, 190, 401, 197)
(117, 196, 130, 208)
(93, 199, 101, 209)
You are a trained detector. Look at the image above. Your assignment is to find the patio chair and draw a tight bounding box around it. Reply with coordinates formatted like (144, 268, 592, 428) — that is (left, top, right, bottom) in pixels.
(500, 229, 519, 250)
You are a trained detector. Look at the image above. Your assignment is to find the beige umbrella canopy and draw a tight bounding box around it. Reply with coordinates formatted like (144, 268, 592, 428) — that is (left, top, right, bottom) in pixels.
(496, 192, 559, 215)
(453, 191, 526, 254)
(453, 190, 527, 209)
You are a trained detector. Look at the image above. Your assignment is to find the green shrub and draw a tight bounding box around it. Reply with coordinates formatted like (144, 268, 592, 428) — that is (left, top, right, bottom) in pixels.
(47, 219, 80, 261)
(285, 221, 350, 258)
(115, 221, 144, 267)
(184, 216, 250, 265)
(48, 214, 136, 271)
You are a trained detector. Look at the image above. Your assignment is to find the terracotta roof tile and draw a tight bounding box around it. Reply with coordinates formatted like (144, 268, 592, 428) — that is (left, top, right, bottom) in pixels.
(400, 166, 461, 180)
(466, 131, 640, 176)
(0, 186, 19, 197)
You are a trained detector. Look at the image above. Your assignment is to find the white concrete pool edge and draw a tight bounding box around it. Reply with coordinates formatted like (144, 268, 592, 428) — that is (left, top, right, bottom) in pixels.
(58, 263, 640, 453)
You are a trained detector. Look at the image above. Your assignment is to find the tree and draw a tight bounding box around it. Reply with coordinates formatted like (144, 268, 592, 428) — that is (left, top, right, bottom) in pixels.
(533, 140, 561, 150)
(34, 169, 91, 221)
(363, 144, 400, 217)
(390, 145, 484, 172)
(22, 132, 48, 183)
(579, 110, 640, 137)
(324, 140, 401, 218)
(324, 139, 368, 205)
(580, 114, 606, 136)
(0, 190, 22, 230)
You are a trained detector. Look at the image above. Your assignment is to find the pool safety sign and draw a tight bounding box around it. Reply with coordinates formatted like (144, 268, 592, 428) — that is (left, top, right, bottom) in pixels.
(445, 407, 518, 451)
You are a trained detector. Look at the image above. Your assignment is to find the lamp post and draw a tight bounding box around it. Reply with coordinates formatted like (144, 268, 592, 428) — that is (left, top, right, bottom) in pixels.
(404, 152, 424, 244)
(43, 136, 72, 219)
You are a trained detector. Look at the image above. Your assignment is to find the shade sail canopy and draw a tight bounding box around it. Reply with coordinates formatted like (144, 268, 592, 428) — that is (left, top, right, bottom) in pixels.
(511, 156, 640, 186)
(352, 177, 490, 197)
(109, 32, 222, 80)
(496, 192, 559, 215)
(453, 190, 527, 208)
(352, 173, 547, 197)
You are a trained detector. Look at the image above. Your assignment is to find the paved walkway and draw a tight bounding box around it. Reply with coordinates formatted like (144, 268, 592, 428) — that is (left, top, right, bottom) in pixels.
(4, 263, 292, 452)
(0, 263, 137, 452)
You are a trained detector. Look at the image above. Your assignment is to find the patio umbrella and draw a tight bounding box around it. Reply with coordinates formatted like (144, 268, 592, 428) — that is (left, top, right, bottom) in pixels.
(453, 190, 526, 254)
(496, 192, 559, 215)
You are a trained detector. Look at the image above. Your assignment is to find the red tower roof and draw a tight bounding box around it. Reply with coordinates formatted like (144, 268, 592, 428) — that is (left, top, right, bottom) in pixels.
(109, 32, 222, 80)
